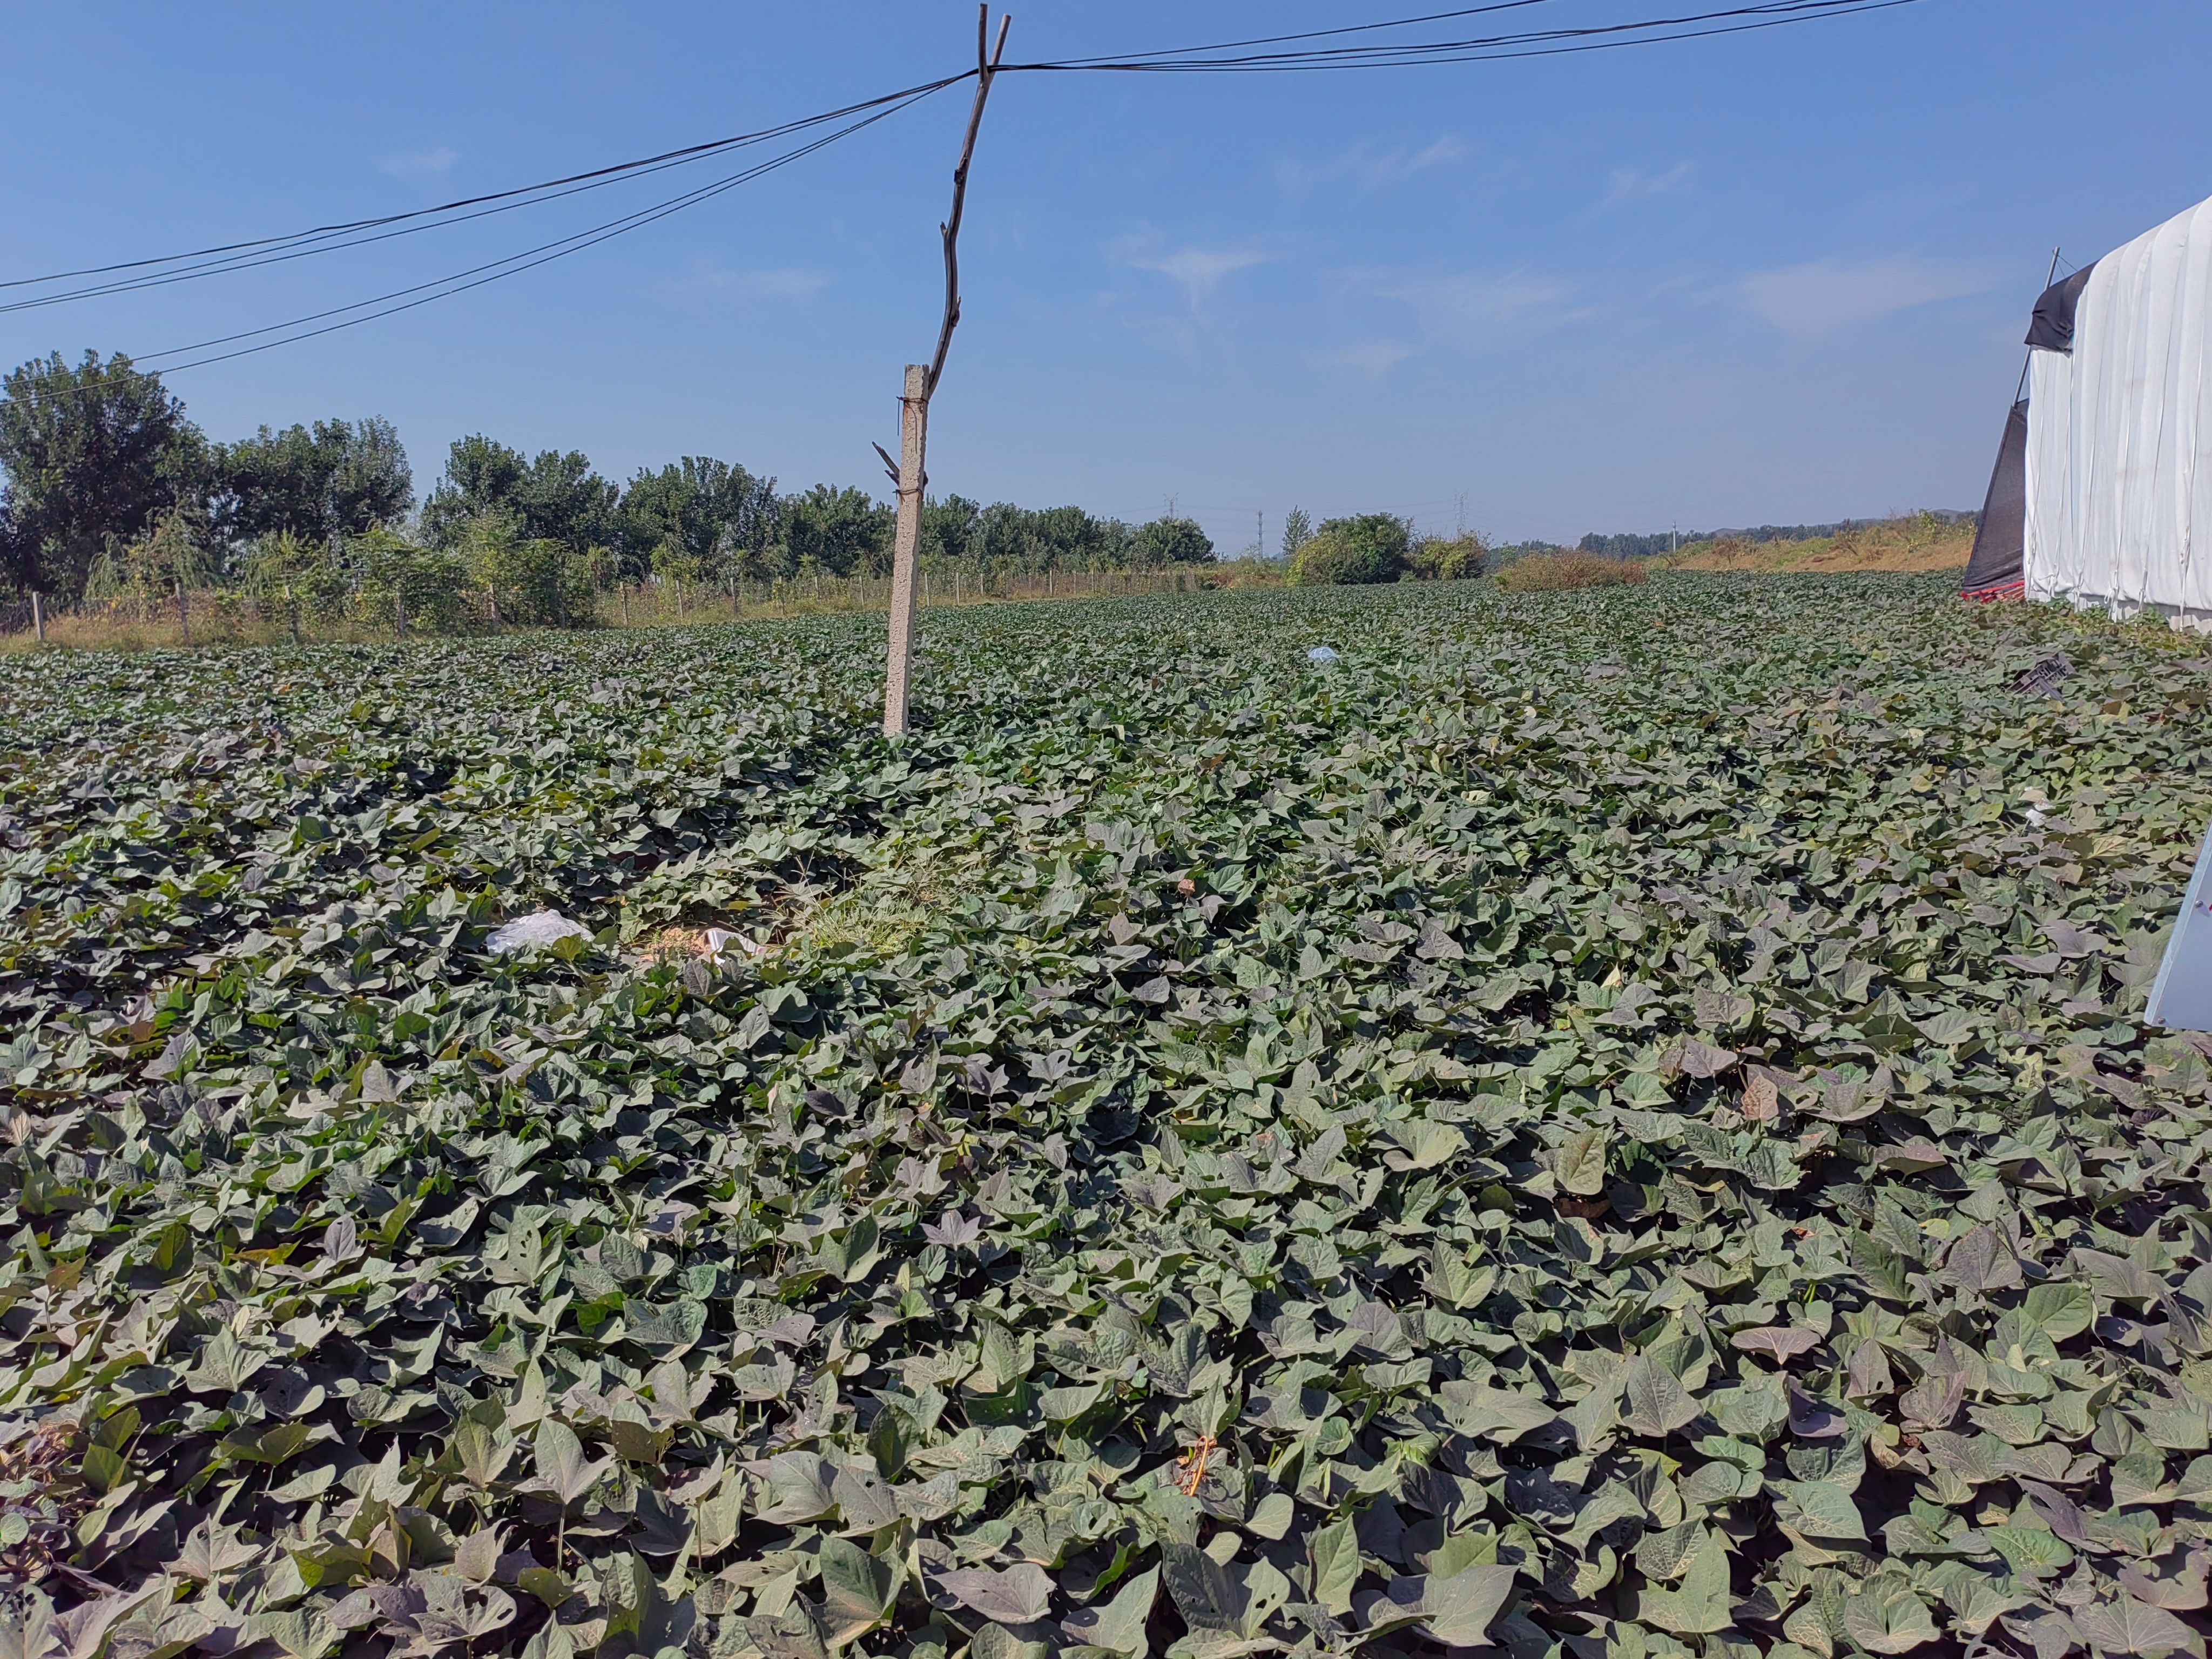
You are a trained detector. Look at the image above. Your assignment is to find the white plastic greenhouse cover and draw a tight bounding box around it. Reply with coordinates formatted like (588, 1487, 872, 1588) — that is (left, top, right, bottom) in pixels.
(2025, 192, 2212, 625)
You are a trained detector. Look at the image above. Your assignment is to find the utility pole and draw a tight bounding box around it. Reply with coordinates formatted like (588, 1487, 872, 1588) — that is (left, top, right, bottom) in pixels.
(30, 591, 43, 645)
(883, 5, 1013, 737)
(1256, 509, 1264, 561)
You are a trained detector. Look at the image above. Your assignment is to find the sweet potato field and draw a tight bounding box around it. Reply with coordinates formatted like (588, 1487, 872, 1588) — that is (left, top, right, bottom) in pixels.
(6, 574, 2212, 1659)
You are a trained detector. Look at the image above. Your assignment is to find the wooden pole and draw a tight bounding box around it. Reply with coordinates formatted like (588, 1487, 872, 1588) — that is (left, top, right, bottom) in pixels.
(884, 362, 929, 734)
(30, 591, 43, 644)
(395, 586, 407, 643)
(883, 5, 1011, 736)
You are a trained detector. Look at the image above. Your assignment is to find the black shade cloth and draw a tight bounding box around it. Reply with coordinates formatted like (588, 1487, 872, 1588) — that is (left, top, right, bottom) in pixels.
(1963, 397, 2029, 600)
(2027, 264, 2098, 352)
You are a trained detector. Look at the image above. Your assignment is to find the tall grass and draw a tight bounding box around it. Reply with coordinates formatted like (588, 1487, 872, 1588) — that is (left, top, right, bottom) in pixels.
(1663, 512, 1973, 573)
(1496, 551, 1649, 593)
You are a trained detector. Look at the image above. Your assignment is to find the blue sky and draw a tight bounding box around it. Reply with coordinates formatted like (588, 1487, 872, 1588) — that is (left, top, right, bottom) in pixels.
(4, 2, 2208, 552)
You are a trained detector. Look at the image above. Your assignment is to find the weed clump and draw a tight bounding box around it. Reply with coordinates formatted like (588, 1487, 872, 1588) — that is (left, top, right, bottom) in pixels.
(1497, 550, 1649, 592)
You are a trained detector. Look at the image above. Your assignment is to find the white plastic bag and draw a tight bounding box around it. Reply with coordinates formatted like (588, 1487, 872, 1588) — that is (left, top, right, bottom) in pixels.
(487, 911, 593, 954)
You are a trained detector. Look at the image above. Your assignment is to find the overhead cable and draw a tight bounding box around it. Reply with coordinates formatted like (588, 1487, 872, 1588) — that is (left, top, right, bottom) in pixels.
(135, 90, 947, 374)
(0, 75, 971, 298)
(0, 0, 1936, 383)
(1010, 0, 1926, 73)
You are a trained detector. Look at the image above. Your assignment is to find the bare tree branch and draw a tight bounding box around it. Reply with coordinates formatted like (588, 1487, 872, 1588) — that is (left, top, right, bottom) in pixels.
(926, 6, 1013, 399)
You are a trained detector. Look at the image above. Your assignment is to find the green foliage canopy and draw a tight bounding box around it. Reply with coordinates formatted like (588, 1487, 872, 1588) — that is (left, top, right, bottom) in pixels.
(781, 483, 894, 577)
(212, 417, 413, 547)
(422, 434, 618, 559)
(0, 350, 202, 598)
(1290, 513, 1410, 585)
(619, 458, 783, 582)
(3, 576, 2209, 1659)
(1130, 514, 1215, 568)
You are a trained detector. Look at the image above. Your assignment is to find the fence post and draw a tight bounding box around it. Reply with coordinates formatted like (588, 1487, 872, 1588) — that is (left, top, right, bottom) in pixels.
(30, 591, 43, 644)
(395, 588, 407, 643)
(490, 585, 502, 631)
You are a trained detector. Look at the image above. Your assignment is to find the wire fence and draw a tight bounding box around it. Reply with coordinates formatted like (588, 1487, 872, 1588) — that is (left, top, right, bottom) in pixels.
(606, 562, 1253, 626)
(0, 563, 1258, 650)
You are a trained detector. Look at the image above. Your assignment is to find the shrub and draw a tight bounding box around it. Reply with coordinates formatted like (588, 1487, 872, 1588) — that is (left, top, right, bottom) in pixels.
(476, 531, 598, 626)
(353, 528, 475, 632)
(1290, 513, 1409, 585)
(1496, 550, 1649, 592)
(244, 529, 349, 629)
(1406, 531, 1488, 581)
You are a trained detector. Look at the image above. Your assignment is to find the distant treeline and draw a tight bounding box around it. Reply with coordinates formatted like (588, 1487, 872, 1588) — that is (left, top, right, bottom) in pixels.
(0, 349, 1218, 608)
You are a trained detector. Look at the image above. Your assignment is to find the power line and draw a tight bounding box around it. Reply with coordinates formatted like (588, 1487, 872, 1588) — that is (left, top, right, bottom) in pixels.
(0, 0, 1936, 388)
(0, 75, 973, 296)
(0, 89, 949, 399)
(4, 0, 1934, 310)
(1040, 0, 1572, 66)
(0, 78, 969, 321)
(137, 91, 946, 374)
(1011, 0, 1924, 73)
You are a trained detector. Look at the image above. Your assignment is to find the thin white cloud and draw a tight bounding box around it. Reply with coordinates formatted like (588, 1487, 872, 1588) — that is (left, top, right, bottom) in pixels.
(1317, 339, 1418, 375)
(728, 268, 832, 299)
(1739, 255, 1994, 336)
(1599, 161, 1694, 211)
(1280, 135, 1468, 188)
(377, 146, 458, 177)
(1373, 270, 1582, 352)
(1129, 246, 1271, 309)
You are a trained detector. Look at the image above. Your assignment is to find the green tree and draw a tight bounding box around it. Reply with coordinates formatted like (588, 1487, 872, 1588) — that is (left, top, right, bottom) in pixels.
(1290, 514, 1410, 585)
(419, 435, 524, 550)
(0, 350, 204, 598)
(1130, 515, 1215, 568)
(421, 436, 617, 558)
(780, 484, 892, 577)
(514, 448, 618, 558)
(214, 417, 412, 547)
(353, 527, 472, 635)
(242, 529, 347, 637)
(470, 522, 593, 626)
(617, 457, 778, 582)
(85, 506, 220, 606)
(1280, 506, 1314, 559)
(922, 495, 982, 567)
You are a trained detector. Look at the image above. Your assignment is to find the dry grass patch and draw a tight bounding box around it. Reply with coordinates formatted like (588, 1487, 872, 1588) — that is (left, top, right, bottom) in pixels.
(1664, 512, 1974, 574)
(1497, 551, 1650, 593)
